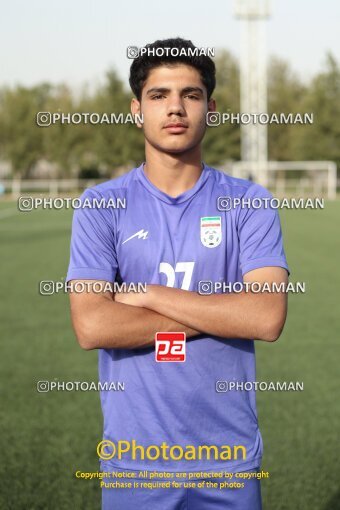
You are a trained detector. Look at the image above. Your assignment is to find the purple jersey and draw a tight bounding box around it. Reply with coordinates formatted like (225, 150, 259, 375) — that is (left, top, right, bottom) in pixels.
(67, 163, 289, 473)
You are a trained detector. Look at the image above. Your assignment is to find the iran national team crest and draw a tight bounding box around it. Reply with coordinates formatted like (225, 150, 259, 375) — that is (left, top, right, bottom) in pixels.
(200, 216, 222, 248)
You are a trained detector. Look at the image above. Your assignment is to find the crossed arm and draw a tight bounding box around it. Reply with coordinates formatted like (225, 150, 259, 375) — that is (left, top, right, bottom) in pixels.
(69, 266, 288, 350)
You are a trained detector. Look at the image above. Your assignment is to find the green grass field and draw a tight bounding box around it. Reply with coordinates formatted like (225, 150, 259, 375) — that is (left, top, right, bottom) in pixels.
(0, 200, 339, 510)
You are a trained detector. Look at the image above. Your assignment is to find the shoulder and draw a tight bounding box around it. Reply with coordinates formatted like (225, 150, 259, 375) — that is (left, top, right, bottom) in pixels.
(81, 167, 139, 200)
(206, 165, 273, 199)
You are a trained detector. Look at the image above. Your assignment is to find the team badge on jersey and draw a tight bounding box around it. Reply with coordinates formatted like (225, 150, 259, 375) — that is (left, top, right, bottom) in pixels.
(200, 216, 222, 248)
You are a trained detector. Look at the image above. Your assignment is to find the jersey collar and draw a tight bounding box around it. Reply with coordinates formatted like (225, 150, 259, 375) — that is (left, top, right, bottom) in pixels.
(136, 162, 211, 205)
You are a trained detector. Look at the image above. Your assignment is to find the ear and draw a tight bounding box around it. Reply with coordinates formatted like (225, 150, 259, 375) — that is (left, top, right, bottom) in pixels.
(131, 98, 143, 128)
(207, 98, 216, 112)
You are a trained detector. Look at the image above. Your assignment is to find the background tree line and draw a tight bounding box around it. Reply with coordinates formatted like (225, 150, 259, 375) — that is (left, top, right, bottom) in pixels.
(0, 50, 339, 179)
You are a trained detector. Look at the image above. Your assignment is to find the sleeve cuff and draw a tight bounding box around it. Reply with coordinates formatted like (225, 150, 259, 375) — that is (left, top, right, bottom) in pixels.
(241, 257, 290, 277)
(66, 267, 117, 283)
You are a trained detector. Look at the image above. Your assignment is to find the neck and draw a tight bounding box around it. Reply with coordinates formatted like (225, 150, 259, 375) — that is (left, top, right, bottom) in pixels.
(143, 144, 203, 197)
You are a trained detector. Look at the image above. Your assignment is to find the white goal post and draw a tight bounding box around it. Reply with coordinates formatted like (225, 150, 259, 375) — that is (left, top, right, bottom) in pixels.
(228, 161, 337, 199)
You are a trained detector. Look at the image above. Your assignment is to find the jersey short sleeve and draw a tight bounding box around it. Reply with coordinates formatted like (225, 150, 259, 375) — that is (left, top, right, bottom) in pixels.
(237, 183, 290, 277)
(66, 189, 118, 282)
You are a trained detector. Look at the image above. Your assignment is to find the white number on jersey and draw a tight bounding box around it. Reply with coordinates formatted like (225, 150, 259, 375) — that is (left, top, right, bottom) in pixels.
(159, 262, 195, 290)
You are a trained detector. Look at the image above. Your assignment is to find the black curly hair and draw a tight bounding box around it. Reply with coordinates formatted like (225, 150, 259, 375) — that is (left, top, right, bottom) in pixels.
(129, 37, 216, 101)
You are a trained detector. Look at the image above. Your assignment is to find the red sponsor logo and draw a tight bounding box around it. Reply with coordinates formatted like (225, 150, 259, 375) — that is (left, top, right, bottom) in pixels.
(155, 332, 186, 362)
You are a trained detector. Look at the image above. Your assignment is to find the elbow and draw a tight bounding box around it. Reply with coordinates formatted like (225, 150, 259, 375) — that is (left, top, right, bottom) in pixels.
(259, 297, 288, 342)
(77, 335, 97, 351)
(72, 318, 98, 350)
(260, 316, 286, 343)
(261, 329, 281, 343)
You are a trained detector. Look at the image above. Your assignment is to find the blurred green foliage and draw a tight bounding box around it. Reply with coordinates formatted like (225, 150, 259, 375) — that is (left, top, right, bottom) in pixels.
(0, 51, 339, 178)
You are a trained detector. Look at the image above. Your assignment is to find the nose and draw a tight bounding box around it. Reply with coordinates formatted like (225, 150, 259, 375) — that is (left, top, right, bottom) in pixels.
(167, 94, 185, 117)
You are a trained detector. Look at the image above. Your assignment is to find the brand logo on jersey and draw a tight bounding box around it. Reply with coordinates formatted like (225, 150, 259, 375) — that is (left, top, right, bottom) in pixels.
(122, 229, 148, 244)
(155, 332, 186, 362)
(200, 216, 222, 248)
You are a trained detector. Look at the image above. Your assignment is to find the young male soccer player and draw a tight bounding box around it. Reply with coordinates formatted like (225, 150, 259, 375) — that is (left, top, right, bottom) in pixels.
(67, 37, 289, 509)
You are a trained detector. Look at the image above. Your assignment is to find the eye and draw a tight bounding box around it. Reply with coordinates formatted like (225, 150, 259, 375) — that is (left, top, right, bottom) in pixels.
(151, 94, 165, 100)
(185, 94, 200, 100)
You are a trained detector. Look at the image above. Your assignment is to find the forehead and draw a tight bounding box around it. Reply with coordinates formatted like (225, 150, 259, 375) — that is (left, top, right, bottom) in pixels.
(144, 64, 204, 90)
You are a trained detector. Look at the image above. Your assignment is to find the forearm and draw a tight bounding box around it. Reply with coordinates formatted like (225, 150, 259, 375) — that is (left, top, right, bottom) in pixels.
(144, 286, 287, 342)
(71, 296, 200, 350)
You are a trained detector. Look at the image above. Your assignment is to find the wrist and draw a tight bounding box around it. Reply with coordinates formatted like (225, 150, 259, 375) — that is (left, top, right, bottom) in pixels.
(143, 284, 157, 308)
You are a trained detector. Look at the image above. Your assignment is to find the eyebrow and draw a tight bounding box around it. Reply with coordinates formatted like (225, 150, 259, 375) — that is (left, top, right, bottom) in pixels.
(146, 86, 204, 96)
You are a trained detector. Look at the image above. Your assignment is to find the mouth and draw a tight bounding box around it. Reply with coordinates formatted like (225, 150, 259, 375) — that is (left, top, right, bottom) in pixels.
(163, 123, 188, 134)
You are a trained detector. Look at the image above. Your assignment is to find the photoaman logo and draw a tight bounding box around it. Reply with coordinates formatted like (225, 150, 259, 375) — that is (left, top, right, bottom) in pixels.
(97, 439, 247, 461)
(155, 332, 186, 362)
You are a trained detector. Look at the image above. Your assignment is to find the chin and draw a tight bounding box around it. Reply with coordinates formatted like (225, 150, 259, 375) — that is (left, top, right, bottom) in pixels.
(147, 135, 201, 155)
(162, 145, 194, 155)
(160, 139, 200, 154)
